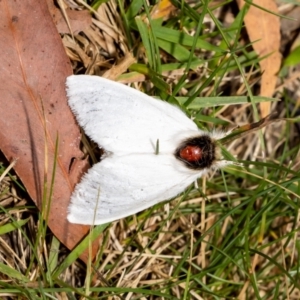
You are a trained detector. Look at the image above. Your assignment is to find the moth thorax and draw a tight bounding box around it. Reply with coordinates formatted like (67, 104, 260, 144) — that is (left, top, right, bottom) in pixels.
(174, 135, 218, 170)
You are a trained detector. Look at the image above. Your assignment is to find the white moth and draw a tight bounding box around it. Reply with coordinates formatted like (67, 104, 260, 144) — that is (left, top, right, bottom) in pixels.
(66, 75, 231, 225)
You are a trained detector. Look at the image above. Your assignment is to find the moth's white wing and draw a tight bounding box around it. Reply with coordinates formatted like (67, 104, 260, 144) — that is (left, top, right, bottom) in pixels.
(66, 75, 199, 154)
(67, 154, 203, 225)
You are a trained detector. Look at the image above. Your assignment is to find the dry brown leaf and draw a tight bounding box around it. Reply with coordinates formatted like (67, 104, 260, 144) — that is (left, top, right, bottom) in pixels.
(47, 0, 92, 34)
(0, 0, 99, 262)
(151, 0, 177, 20)
(237, 0, 281, 117)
